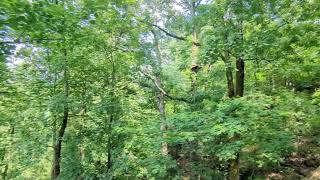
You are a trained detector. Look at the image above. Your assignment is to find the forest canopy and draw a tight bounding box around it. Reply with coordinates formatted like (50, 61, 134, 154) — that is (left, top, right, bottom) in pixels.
(0, 0, 319, 179)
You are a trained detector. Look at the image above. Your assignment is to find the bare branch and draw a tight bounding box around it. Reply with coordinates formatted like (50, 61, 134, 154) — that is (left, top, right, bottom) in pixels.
(142, 21, 201, 46)
(150, 23, 186, 41)
(139, 69, 191, 103)
(195, 0, 203, 8)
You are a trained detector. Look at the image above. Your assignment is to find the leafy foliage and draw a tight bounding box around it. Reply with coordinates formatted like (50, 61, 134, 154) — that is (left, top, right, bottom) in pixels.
(0, 0, 319, 179)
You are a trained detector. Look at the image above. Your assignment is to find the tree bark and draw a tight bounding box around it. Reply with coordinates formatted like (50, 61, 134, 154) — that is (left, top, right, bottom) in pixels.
(155, 76, 168, 155)
(230, 14, 245, 180)
(51, 49, 69, 180)
(235, 57, 244, 97)
(225, 61, 235, 98)
(230, 58, 244, 180)
(107, 52, 116, 172)
(230, 154, 240, 180)
(151, 30, 169, 156)
(107, 114, 113, 171)
(190, 0, 200, 101)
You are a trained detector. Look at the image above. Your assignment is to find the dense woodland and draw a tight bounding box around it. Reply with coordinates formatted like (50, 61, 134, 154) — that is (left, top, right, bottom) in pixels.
(0, 0, 320, 179)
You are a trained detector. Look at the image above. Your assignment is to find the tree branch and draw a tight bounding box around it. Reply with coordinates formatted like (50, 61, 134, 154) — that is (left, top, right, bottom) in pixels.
(195, 0, 203, 8)
(0, 38, 64, 44)
(139, 69, 191, 103)
(143, 21, 201, 46)
(150, 23, 186, 41)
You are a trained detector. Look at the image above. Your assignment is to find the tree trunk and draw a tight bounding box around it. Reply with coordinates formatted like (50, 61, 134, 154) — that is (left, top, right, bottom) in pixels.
(226, 62, 235, 98)
(2, 164, 8, 180)
(235, 57, 244, 97)
(253, 59, 258, 91)
(221, 50, 235, 99)
(230, 154, 240, 180)
(230, 11, 245, 178)
(155, 76, 168, 155)
(151, 30, 168, 156)
(51, 49, 69, 180)
(190, 1, 200, 101)
(230, 58, 244, 180)
(107, 54, 116, 172)
(107, 114, 113, 171)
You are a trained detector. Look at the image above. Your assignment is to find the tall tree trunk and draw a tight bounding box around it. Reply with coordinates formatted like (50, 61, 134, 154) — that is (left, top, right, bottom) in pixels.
(223, 56, 235, 98)
(190, 1, 200, 101)
(189, 2, 201, 178)
(107, 53, 116, 172)
(230, 58, 244, 178)
(51, 114, 57, 177)
(151, 30, 169, 156)
(230, 154, 240, 180)
(226, 65, 235, 98)
(235, 57, 244, 97)
(107, 114, 113, 171)
(253, 59, 258, 91)
(221, 11, 235, 99)
(155, 76, 168, 155)
(230, 14, 245, 179)
(51, 49, 69, 180)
